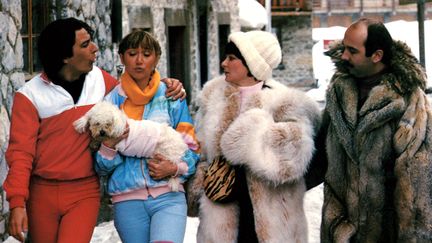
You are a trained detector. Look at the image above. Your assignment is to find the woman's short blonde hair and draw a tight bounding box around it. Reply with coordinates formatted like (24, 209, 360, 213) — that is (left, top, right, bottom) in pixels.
(118, 29, 162, 57)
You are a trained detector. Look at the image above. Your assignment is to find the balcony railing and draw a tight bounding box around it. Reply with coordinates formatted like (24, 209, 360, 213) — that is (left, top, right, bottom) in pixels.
(257, 0, 310, 12)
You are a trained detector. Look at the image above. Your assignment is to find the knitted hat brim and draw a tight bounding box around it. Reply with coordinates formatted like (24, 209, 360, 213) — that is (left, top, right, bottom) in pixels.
(229, 32, 272, 81)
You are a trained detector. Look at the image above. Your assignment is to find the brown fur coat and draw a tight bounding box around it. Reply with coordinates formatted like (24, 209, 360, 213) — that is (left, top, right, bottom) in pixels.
(188, 76, 321, 243)
(314, 40, 432, 242)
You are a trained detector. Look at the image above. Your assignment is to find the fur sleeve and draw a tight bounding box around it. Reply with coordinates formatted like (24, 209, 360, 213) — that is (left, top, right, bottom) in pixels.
(220, 107, 318, 185)
(393, 89, 432, 240)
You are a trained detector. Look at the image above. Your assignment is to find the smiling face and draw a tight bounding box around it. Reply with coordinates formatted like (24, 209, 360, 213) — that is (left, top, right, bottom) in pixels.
(120, 47, 159, 87)
(62, 28, 98, 80)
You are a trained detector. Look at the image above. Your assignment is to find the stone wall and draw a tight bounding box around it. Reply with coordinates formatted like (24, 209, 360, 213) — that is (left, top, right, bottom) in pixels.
(273, 15, 316, 89)
(0, 0, 25, 240)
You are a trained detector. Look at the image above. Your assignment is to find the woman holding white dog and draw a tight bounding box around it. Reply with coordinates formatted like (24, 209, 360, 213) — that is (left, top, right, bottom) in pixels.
(188, 31, 321, 242)
(94, 29, 200, 243)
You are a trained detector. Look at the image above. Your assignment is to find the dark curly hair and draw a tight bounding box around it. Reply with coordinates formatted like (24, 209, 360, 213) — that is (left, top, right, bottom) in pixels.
(38, 18, 94, 81)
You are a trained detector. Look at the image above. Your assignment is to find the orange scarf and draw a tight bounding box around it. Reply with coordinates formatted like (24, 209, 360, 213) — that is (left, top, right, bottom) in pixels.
(120, 71, 160, 120)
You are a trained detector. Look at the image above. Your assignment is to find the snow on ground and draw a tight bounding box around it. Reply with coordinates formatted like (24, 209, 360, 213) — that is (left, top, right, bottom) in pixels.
(88, 216, 201, 243)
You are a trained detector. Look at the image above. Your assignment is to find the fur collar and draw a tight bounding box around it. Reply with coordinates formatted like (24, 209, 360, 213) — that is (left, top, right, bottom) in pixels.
(326, 40, 427, 95)
(197, 76, 321, 161)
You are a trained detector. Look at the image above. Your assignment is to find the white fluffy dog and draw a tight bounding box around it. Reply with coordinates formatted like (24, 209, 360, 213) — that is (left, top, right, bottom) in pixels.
(73, 101, 188, 191)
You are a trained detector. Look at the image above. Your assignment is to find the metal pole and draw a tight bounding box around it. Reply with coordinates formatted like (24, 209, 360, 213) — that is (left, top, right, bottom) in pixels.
(265, 0, 272, 32)
(417, 0, 426, 67)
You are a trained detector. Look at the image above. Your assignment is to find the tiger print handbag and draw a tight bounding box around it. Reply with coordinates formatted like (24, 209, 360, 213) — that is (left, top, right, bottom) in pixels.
(203, 155, 237, 203)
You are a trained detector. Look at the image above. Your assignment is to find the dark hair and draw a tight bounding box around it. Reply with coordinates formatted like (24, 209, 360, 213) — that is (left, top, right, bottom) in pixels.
(224, 41, 254, 78)
(38, 18, 94, 81)
(118, 29, 161, 57)
(356, 18, 393, 65)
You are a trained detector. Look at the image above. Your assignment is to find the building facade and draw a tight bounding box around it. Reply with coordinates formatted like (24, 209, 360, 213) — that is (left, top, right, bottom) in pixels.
(312, 0, 432, 27)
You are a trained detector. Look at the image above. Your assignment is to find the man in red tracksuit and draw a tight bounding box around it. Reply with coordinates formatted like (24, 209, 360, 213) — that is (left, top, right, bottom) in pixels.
(3, 18, 185, 243)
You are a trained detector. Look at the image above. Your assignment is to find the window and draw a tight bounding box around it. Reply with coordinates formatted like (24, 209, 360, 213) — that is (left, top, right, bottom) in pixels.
(165, 9, 191, 103)
(168, 25, 191, 103)
(21, 0, 49, 79)
(218, 24, 230, 74)
(111, 0, 122, 43)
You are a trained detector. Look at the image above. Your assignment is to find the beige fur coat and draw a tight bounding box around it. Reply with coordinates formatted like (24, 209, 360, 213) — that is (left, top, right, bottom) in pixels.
(188, 76, 321, 243)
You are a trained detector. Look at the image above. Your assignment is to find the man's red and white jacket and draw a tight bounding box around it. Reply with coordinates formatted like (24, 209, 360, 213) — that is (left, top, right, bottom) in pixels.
(3, 66, 118, 209)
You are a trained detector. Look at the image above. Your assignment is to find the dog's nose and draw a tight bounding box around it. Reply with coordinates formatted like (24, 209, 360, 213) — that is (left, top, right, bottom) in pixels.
(99, 130, 106, 136)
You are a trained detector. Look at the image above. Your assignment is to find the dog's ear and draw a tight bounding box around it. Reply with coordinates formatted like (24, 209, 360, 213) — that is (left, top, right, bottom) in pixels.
(111, 111, 127, 137)
(73, 115, 89, 133)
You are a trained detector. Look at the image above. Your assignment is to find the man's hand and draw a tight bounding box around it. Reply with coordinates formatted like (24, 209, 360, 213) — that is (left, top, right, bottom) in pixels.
(161, 78, 186, 101)
(147, 154, 178, 180)
(9, 207, 28, 242)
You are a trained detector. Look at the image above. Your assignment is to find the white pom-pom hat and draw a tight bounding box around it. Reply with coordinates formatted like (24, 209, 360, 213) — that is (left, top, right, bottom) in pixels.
(228, 30, 282, 81)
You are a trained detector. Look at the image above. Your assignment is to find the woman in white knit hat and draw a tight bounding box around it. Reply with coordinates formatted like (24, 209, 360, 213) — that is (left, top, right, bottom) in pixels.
(187, 30, 321, 242)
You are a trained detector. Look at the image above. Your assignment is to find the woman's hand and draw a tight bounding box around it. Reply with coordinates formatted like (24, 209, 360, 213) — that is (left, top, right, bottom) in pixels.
(102, 122, 130, 149)
(8, 207, 28, 242)
(147, 154, 178, 180)
(161, 78, 186, 101)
